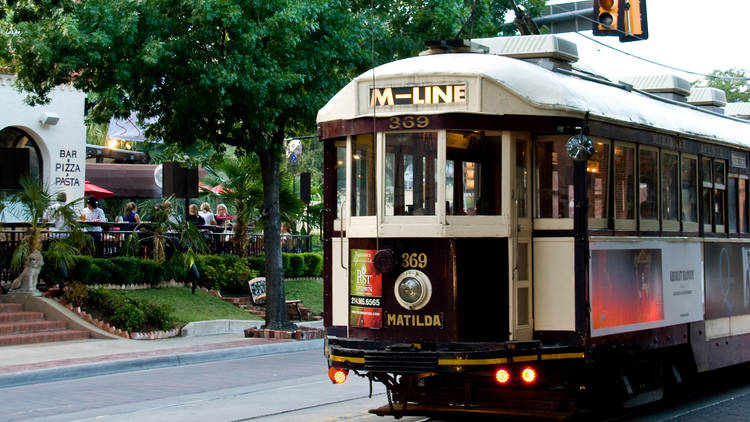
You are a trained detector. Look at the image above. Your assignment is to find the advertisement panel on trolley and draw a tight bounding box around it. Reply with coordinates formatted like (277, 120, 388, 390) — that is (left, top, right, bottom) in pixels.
(349, 249, 383, 329)
(589, 240, 703, 337)
(704, 242, 750, 319)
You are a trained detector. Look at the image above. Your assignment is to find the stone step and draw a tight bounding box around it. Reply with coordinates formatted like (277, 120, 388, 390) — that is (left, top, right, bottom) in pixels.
(0, 329, 90, 346)
(0, 320, 67, 335)
(0, 311, 45, 322)
(0, 303, 24, 313)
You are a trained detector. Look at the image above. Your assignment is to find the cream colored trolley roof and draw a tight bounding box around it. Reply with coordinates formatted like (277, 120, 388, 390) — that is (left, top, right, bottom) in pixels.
(317, 51, 750, 148)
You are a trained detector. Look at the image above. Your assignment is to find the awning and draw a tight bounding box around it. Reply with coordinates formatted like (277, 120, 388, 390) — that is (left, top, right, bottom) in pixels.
(85, 163, 161, 198)
(84, 180, 114, 199)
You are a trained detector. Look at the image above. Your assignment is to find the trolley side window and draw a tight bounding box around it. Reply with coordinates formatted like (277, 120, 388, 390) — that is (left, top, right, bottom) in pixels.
(385, 132, 438, 216)
(534, 138, 575, 219)
(445, 131, 501, 216)
(729, 174, 739, 234)
(587, 139, 610, 228)
(351, 134, 376, 216)
(740, 177, 748, 233)
(681, 155, 699, 230)
(714, 160, 726, 231)
(638, 147, 659, 230)
(614, 143, 636, 230)
(661, 151, 680, 231)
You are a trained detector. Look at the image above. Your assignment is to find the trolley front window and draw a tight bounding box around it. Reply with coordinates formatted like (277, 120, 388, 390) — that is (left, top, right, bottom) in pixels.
(385, 132, 437, 216)
(446, 131, 501, 216)
(351, 134, 376, 216)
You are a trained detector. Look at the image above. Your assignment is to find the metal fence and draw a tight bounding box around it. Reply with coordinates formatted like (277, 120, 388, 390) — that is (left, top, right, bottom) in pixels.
(0, 226, 313, 283)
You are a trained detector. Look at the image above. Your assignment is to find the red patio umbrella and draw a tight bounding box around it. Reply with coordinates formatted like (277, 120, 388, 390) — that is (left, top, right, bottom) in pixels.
(84, 180, 114, 199)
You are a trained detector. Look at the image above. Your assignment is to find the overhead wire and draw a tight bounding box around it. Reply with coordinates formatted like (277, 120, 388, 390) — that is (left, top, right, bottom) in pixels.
(545, 3, 750, 82)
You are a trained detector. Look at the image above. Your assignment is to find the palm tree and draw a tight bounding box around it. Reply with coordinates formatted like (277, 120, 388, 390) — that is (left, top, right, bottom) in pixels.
(6, 176, 82, 294)
(120, 197, 207, 263)
(203, 153, 304, 257)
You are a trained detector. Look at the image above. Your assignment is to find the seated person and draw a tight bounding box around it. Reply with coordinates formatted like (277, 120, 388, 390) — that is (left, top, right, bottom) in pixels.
(122, 202, 141, 231)
(186, 204, 206, 226)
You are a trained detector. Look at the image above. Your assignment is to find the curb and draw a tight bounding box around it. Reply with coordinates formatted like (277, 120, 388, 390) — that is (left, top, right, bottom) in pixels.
(0, 338, 324, 388)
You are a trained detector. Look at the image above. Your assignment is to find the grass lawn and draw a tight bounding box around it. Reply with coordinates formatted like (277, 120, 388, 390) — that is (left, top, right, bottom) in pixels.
(115, 288, 260, 324)
(285, 279, 323, 315)
(113, 278, 323, 324)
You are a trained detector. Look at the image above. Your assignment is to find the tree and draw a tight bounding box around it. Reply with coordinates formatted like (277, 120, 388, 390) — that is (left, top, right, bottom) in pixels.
(202, 154, 304, 256)
(693, 68, 750, 103)
(3, 0, 370, 330)
(3, 0, 542, 328)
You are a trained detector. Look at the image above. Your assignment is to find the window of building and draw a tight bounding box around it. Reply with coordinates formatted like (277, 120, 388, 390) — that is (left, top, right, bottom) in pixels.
(681, 155, 699, 231)
(638, 147, 659, 230)
(661, 151, 680, 231)
(587, 139, 609, 228)
(351, 134, 376, 216)
(534, 137, 575, 219)
(385, 132, 437, 216)
(614, 143, 636, 230)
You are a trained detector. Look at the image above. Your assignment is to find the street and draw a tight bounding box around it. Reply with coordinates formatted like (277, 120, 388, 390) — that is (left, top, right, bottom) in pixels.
(0, 349, 420, 422)
(4, 348, 750, 421)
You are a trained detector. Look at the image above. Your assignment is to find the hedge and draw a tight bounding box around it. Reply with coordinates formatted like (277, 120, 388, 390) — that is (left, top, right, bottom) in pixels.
(41, 252, 323, 294)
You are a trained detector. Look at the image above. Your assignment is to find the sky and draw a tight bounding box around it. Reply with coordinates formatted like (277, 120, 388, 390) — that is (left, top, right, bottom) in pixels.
(546, 0, 750, 83)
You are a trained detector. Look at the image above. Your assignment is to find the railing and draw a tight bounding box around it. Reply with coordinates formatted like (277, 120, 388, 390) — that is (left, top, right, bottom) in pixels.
(0, 224, 314, 283)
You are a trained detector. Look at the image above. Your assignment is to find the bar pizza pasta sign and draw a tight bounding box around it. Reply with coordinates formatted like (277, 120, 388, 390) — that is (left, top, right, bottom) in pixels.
(370, 84, 466, 107)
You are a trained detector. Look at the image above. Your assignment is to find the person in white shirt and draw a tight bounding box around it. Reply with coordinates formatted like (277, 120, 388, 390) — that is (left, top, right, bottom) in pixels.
(81, 196, 107, 241)
(43, 192, 70, 235)
(199, 202, 217, 225)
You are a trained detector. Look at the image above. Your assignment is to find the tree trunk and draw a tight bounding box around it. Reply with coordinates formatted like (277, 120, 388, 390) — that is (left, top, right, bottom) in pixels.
(259, 144, 296, 331)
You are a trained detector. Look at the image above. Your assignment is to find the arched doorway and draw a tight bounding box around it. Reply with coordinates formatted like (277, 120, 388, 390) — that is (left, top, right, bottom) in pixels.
(0, 126, 43, 189)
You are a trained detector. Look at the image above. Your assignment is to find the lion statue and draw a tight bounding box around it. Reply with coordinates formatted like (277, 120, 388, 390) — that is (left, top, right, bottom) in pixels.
(9, 250, 44, 296)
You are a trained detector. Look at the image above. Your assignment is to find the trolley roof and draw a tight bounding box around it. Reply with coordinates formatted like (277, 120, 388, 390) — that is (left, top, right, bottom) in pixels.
(317, 52, 750, 148)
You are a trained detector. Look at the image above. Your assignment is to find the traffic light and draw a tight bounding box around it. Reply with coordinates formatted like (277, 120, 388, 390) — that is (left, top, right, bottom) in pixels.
(592, 0, 648, 42)
(620, 0, 648, 42)
(593, 0, 618, 35)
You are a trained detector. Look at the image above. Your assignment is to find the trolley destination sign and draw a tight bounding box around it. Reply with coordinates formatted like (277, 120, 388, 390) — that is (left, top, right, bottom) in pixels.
(370, 84, 466, 107)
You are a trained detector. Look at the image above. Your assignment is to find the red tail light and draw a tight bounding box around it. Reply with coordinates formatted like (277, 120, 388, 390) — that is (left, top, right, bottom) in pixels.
(521, 367, 537, 384)
(328, 367, 348, 384)
(494, 368, 511, 384)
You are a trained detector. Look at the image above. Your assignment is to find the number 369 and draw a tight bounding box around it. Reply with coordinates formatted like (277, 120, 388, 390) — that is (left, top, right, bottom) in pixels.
(389, 116, 430, 130)
(401, 252, 427, 268)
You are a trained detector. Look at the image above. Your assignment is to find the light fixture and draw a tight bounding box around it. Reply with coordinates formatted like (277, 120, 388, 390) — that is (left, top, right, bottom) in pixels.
(39, 111, 60, 126)
(394, 269, 432, 310)
(107, 138, 119, 149)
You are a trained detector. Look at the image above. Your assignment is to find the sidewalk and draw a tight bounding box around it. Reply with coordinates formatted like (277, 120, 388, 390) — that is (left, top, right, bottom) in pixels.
(0, 320, 325, 388)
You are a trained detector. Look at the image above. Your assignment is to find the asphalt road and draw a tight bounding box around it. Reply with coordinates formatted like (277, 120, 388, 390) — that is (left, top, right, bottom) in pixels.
(0, 349, 412, 422)
(5, 348, 750, 422)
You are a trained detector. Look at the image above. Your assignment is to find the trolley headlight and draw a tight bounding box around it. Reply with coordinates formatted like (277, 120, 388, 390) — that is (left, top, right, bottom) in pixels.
(394, 269, 432, 310)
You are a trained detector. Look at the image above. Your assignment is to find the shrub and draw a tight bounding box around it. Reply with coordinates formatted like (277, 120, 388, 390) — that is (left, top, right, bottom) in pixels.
(245, 255, 265, 276)
(141, 300, 175, 331)
(302, 253, 323, 277)
(62, 281, 89, 308)
(288, 253, 305, 277)
(84, 288, 175, 332)
(110, 304, 145, 332)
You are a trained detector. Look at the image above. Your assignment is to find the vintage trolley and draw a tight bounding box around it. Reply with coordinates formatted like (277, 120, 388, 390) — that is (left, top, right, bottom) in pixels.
(317, 34, 750, 418)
